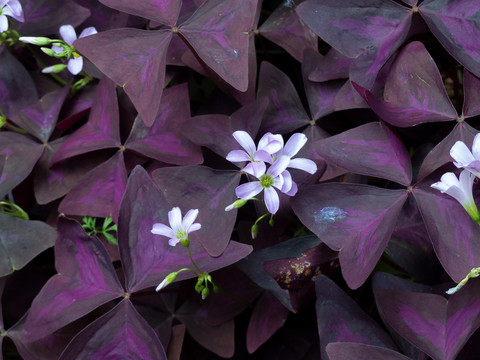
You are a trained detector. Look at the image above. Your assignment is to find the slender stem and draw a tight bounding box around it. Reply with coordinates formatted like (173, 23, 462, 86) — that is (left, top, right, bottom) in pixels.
(187, 246, 203, 275)
(176, 267, 200, 276)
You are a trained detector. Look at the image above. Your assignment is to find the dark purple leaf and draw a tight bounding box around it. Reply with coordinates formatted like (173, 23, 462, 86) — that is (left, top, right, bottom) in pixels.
(413, 173, 480, 283)
(0, 132, 44, 199)
(292, 184, 408, 289)
(98, 0, 182, 26)
(34, 138, 111, 205)
(118, 166, 252, 292)
(326, 342, 412, 360)
(166, 324, 186, 360)
(463, 70, 480, 118)
(377, 279, 480, 360)
(418, 122, 477, 181)
(257, 61, 310, 134)
(307, 48, 352, 82)
(58, 152, 127, 223)
(51, 77, 121, 165)
(0, 47, 38, 117)
(333, 81, 369, 111)
(315, 275, 397, 359)
(178, 0, 257, 92)
(74, 0, 129, 31)
(258, 0, 317, 62)
(183, 97, 268, 161)
(23, 217, 124, 342)
(0, 277, 4, 329)
(18, 0, 90, 36)
(176, 297, 234, 358)
(419, 0, 480, 79)
(74, 29, 172, 126)
(10, 85, 70, 143)
(246, 291, 289, 354)
(314, 122, 412, 186)
(152, 165, 241, 256)
(353, 41, 458, 127)
(125, 83, 203, 165)
(297, 0, 412, 89)
(0, 214, 56, 277)
(59, 300, 166, 360)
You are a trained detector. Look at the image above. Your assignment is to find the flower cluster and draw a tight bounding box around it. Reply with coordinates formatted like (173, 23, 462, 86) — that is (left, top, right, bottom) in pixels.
(431, 133, 480, 223)
(225, 131, 317, 215)
(0, 0, 23, 33)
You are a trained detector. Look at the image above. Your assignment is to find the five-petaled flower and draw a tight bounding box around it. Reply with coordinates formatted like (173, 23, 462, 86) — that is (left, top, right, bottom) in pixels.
(151, 207, 201, 247)
(450, 134, 480, 178)
(0, 0, 23, 33)
(431, 170, 480, 223)
(47, 24, 97, 75)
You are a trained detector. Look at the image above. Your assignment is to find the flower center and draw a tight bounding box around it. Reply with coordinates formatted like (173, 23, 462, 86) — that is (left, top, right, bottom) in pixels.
(176, 229, 187, 239)
(260, 174, 274, 188)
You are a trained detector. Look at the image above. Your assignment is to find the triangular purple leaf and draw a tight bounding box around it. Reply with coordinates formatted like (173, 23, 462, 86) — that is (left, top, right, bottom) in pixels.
(178, 0, 257, 92)
(59, 300, 166, 360)
(292, 184, 408, 289)
(23, 216, 124, 342)
(118, 166, 252, 292)
(314, 275, 397, 359)
(51, 77, 121, 165)
(463, 70, 480, 118)
(10, 85, 70, 143)
(314, 122, 412, 186)
(58, 152, 127, 223)
(413, 173, 480, 283)
(353, 42, 458, 127)
(125, 83, 203, 165)
(257, 61, 310, 133)
(152, 165, 241, 256)
(307, 48, 352, 82)
(377, 279, 480, 360)
(419, 0, 480, 79)
(98, 0, 182, 26)
(74, 29, 172, 126)
(0, 132, 44, 199)
(326, 342, 412, 360)
(0, 214, 56, 277)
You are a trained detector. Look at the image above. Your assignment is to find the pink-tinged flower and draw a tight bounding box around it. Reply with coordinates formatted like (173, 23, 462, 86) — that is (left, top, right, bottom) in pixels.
(0, 0, 24, 33)
(235, 155, 291, 214)
(151, 207, 201, 247)
(51, 24, 97, 75)
(226, 131, 282, 175)
(450, 134, 480, 178)
(431, 170, 480, 223)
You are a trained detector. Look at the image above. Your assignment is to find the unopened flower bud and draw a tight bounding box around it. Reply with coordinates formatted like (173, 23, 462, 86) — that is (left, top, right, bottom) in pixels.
(19, 36, 52, 46)
(251, 223, 259, 239)
(42, 64, 67, 74)
(225, 198, 247, 211)
(156, 272, 178, 291)
(201, 287, 210, 300)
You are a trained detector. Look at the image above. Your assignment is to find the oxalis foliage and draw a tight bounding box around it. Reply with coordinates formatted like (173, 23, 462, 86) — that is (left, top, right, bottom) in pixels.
(0, 0, 480, 359)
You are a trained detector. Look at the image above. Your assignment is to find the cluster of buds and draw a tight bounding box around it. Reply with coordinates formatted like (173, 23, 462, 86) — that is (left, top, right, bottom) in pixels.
(431, 134, 480, 224)
(225, 131, 317, 215)
(151, 207, 217, 299)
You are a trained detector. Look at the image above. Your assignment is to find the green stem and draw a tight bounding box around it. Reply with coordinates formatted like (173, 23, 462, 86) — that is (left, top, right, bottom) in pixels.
(176, 267, 200, 276)
(187, 246, 203, 275)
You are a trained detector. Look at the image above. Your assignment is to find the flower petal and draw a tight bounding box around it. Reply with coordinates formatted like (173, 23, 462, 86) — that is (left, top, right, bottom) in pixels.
(183, 209, 199, 231)
(288, 158, 317, 174)
(156, 278, 168, 291)
(243, 161, 266, 178)
(168, 207, 183, 233)
(252, 149, 273, 164)
(51, 45, 64, 54)
(188, 223, 201, 233)
(283, 133, 307, 157)
(235, 181, 263, 200)
(284, 181, 298, 196)
(258, 133, 283, 154)
(264, 187, 280, 214)
(268, 155, 290, 177)
(0, 15, 8, 32)
(59, 24, 78, 45)
(232, 131, 256, 156)
(78, 26, 97, 39)
(226, 150, 250, 162)
(5, 0, 23, 21)
(151, 223, 175, 239)
(68, 56, 83, 75)
(280, 170, 293, 193)
(168, 238, 180, 246)
(450, 141, 475, 168)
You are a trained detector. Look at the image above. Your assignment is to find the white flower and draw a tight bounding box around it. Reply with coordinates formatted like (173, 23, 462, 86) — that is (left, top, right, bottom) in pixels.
(270, 133, 317, 174)
(431, 170, 480, 223)
(51, 24, 97, 75)
(235, 155, 291, 214)
(151, 207, 201, 246)
(450, 134, 480, 178)
(226, 130, 282, 175)
(0, 0, 23, 33)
